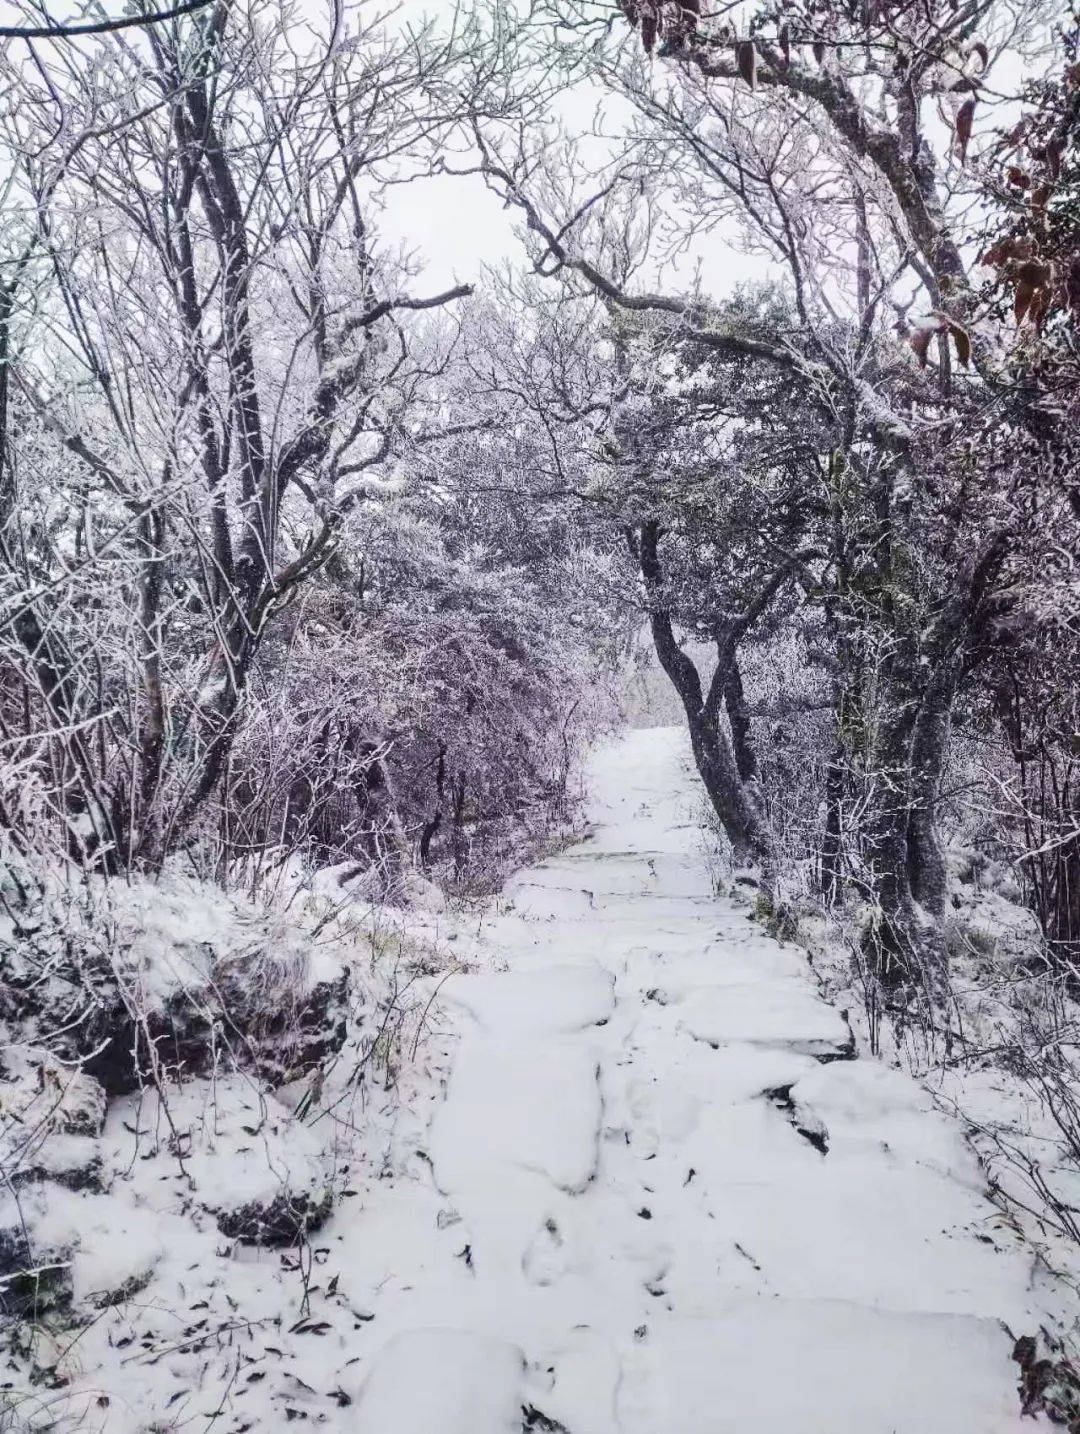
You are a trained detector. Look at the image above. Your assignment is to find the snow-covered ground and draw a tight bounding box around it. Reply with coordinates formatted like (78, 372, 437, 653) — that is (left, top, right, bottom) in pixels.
(8, 726, 1073, 1431)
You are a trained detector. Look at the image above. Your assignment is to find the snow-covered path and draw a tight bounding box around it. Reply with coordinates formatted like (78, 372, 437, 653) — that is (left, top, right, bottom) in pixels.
(343, 727, 1049, 1432)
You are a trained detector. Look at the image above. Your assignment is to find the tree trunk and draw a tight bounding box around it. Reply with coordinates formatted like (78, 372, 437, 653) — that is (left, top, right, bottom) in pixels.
(864, 675, 952, 988)
(724, 660, 759, 784)
(906, 671, 953, 921)
(633, 523, 774, 892)
(820, 748, 845, 905)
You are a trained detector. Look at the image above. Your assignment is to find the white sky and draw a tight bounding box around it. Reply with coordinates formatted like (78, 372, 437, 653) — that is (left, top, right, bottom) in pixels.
(0, 0, 776, 300)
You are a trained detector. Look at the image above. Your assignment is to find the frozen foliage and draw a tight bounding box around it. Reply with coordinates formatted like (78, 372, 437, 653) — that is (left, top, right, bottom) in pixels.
(3, 728, 1074, 1430)
(0, 869, 351, 1098)
(1, 0, 1079, 1423)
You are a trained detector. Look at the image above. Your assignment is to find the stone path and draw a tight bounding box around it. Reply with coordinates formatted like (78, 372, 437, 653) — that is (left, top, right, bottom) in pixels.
(346, 727, 1048, 1432)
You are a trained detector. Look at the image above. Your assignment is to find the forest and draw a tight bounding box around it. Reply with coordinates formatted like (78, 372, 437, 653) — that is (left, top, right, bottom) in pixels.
(1, 0, 1079, 1427)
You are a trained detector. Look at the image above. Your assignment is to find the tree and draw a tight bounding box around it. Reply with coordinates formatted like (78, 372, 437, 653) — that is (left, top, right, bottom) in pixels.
(0, 0, 497, 868)
(464, 0, 1073, 983)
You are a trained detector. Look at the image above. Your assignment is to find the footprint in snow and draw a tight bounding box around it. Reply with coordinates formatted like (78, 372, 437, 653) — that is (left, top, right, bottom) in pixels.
(522, 1216, 568, 1287)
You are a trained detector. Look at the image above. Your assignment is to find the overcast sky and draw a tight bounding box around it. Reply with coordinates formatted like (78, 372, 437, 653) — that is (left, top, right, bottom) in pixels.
(0, 0, 775, 299)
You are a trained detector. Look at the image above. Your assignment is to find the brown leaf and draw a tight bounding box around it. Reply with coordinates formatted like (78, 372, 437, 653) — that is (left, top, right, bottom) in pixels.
(1046, 137, 1065, 182)
(1030, 282, 1053, 330)
(981, 236, 1032, 268)
(909, 321, 941, 367)
(1030, 185, 1051, 214)
(737, 40, 758, 88)
(1013, 259, 1052, 286)
(812, 39, 826, 65)
(954, 98, 976, 163)
(1006, 165, 1030, 188)
(1014, 280, 1034, 326)
(947, 321, 971, 368)
(779, 23, 791, 69)
(969, 40, 989, 72)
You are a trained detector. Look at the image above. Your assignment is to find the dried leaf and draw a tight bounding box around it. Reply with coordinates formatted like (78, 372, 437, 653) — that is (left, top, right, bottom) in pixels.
(1014, 280, 1034, 326)
(982, 236, 1031, 268)
(969, 41, 989, 72)
(909, 321, 941, 367)
(1006, 165, 1029, 188)
(1030, 185, 1051, 214)
(779, 23, 791, 68)
(1030, 282, 1053, 329)
(812, 39, 826, 65)
(955, 98, 976, 163)
(1014, 259, 1051, 286)
(948, 321, 971, 368)
(1046, 137, 1065, 181)
(737, 40, 758, 88)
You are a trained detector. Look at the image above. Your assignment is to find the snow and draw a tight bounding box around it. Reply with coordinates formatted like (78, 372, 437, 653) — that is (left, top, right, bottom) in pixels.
(440, 964, 615, 1036)
(613, 1302, 1025, 1434)
(108, 1075, 333, 1216)
(7, 724, 1073, 1431)
(352, 1329, 524, 1433)
(32, 1189, 165, 1307)
(677, 980, 854, 1057)
(431, 1036, 603, 1195)
(324, 725, 1056, 1431)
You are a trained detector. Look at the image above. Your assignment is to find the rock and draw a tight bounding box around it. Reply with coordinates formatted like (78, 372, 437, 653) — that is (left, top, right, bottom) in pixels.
(0, 1051, 108, 1192)
(216, 946, 351, 1088)
(3, 881, 352, 1097)
(0, 1191, 73, 1322)
(114, 1075, 337, 1248)
(1, 1183, 164, 1322)
(76, 942, 350, 1096)
(216, 1187, 334, 1246)
(522, 1407, 572, 1433)
(31, 1190, 164, 1312)
(9, 1135, 105, 1193)
(1015, 1332, 1080, 1427)
(397, 871, 447, 913)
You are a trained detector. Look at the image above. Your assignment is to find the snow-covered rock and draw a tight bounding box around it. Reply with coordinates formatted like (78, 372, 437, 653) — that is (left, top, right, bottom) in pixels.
(1, 1049, 109, 1191)
(105, 1075, 336, 1246)
(0, 1188, 73, 1321)
(2, 876, 352, 1095)
(1, 1187, 162, 1318)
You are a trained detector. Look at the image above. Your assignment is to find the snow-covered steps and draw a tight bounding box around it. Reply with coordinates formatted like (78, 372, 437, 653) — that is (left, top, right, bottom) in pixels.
(338, 726, 1053, 1432)
(613, 1302, 1026, 1434)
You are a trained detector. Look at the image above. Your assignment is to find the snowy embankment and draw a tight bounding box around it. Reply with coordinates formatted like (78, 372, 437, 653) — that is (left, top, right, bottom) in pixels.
(4, 727, 1072, 1432)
